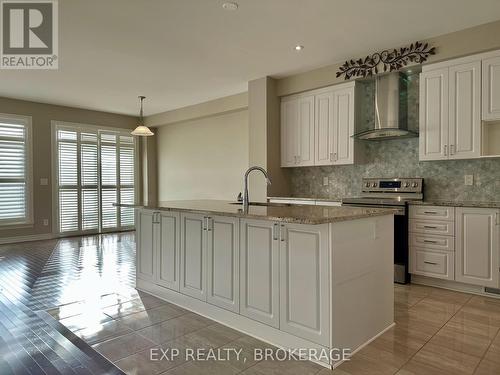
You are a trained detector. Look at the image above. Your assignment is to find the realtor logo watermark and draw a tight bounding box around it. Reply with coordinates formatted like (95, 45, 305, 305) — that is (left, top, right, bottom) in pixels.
(1, 0, 58, 69)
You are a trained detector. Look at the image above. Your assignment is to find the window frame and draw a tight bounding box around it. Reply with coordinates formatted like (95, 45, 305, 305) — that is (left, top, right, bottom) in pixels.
(51, 121, 139, 235)
(0, 113, 33, 228)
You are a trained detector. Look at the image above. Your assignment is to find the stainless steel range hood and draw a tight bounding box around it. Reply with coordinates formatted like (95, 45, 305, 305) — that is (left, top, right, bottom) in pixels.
(354, 72, 418, 140)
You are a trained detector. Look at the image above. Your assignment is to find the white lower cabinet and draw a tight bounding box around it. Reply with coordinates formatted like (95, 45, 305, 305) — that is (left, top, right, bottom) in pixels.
(137, 209, 156, 282)
(455, 207, 500, 287)
(138, 212, 331, 348)
(279, 223, 330, 346)
(411, 247, 454, 280)
(207, 215, 240, 313)
(239, 219, 280, 328)
(239, 218, 330, 345)
(156, 211, 180, 291)
(410, 205, 500, 289)
(180, 213, 207, 301)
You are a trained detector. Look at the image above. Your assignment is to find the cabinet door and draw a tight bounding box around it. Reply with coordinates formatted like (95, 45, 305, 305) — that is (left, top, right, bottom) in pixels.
(333, 85, 355, 165)
(207, 215, 239, 313)
(482, 56, 500, 121)
(279, 223, 329, 346)
(314, 90, 335, 166)
(456, 208, 500, 288)
(240, 219, 280, 328)
(156, 211, 180, 291)
(281, 98, 299, 167)
(419, 68, 449, 161)
(137, 209, 156, 282)
(180, 213, 207, 301)
(449, 61, 481, 159)
(297, 95, 315, 166)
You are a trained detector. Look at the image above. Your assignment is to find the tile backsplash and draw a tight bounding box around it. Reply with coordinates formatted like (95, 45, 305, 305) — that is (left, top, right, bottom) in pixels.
(290, 138, 500, 202)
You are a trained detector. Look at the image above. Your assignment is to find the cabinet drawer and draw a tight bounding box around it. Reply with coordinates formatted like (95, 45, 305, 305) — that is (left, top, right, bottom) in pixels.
(410, 205, 455, 221)
(410, 219, 455, 236)
(410, 233, 455, 252)
(410, 248, 454, 280)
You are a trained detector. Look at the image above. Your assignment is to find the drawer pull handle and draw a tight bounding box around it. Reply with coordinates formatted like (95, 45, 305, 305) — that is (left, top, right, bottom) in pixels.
(424, 261, 438, 265)
(423, 211, 437, 214)
(423, 239, 438, 244)
(423, 225, 438, 229)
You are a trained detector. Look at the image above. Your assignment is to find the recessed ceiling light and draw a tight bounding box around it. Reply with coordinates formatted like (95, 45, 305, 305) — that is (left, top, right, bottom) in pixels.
(222, 2, 238, 10)
(294, 45, 304, 51)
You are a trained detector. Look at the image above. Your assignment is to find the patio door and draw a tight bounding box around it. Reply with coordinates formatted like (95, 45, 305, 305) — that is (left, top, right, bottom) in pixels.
(54, 123, 137, 235)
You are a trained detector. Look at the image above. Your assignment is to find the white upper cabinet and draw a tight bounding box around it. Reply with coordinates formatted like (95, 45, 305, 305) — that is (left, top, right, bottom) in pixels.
(448, 61, 481, 159)
(419, 67, 450, 161)
(314, 90, 334, 166)
(420, 58, 481, 161)
(420, 50, 500, 161)
(333, 84, 355, 165)
(281, 98, 299, 167)
(455, 207, 500, 288)
(482, 55, 500, 121)
(280, 95, 314, 167)
(282, 82, 356, 167)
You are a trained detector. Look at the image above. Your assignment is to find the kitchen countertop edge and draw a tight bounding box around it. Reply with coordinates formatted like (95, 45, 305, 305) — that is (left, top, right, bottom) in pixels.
(114, 201, 397, 225)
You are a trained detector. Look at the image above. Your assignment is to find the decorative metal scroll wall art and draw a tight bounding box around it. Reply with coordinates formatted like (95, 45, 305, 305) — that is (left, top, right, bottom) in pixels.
(336, 41, 436, 80)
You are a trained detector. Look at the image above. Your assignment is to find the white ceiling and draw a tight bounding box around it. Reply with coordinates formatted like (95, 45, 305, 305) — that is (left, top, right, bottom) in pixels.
(1, 0, 500, 116)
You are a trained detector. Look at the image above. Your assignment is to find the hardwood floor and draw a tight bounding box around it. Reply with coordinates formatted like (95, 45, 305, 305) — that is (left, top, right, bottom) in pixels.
(1, 232, 500, 374)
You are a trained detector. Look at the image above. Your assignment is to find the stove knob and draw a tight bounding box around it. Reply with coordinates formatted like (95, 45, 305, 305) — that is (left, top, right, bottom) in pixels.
(404, 182, 410, 187)
(412, 182, 418, 188)
(365, 182, 370, 187)
(372, 182, 377, 188)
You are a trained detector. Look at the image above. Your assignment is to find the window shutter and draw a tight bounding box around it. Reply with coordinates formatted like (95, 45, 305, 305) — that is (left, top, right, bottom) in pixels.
(0, 121, 30, 224)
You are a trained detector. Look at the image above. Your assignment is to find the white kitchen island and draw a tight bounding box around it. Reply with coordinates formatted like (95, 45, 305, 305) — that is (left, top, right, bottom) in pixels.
(118, 200, 395, 368)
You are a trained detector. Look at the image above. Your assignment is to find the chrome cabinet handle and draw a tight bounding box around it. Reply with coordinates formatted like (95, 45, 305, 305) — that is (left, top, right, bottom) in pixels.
(423, 211, 437, 214)
(423, 225, 438, 229)
(334, 152, 337, 161)
(450, 144, 454, 155)
(280, 224, 286, 242)
(329, 152, 333, 162)
(273, 223, 278, 241)
(203, 217, 207, 231)
(444, 145, 448, 156)
(423, 239, 438, 244)
(424, 261, 438, 265)
(207, 217, 212, 231)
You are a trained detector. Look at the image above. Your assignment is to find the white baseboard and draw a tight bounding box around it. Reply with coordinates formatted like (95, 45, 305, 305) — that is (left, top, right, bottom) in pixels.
(411, 275, 500, 299)
(0, 233, 56, 245)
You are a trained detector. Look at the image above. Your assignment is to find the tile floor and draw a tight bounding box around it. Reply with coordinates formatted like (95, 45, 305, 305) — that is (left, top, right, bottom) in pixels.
(1, 232, 500, 374)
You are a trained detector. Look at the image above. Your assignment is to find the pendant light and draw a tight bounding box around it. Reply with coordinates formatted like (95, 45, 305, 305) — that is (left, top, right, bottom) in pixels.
(131, 96, 154, 136)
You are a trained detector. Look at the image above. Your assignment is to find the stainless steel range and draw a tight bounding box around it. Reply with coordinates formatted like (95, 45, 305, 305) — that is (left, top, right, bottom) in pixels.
(342, 177, 424, 284)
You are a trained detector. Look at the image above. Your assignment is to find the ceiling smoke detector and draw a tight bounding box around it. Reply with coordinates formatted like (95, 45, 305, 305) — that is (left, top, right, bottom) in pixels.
(222, 2, 238, 11)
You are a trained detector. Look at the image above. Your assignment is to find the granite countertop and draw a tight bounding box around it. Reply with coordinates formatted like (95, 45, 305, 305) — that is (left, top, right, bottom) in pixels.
(410, 200, 500, 209)
(268, 196, 342, 203)
(115, 200, 397, 225)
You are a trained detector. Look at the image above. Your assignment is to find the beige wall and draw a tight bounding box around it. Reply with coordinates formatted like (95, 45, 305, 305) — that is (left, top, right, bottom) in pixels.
(156, 109, 249, 201)
(0, 97, 137, 239)
(277, 19, 500, 96)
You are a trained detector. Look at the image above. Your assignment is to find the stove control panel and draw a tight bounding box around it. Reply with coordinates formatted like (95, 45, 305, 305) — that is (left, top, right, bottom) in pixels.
(361, 178, 423, 193)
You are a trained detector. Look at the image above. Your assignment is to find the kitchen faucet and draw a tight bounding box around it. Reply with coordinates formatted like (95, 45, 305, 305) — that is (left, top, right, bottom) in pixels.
(242, 166, 271, 209)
